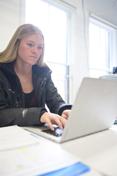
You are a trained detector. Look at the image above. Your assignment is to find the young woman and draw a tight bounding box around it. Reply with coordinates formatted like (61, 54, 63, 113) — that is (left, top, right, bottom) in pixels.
(0, 24, 71, 130)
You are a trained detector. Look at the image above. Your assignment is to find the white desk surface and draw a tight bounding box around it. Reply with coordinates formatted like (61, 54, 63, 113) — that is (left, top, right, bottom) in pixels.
(60, 125, 117, 176)
(0, 125, 101, 176)
(1, 125, 117, 175)
(61, 126, 117, 159)
(36, 125, 117, 176)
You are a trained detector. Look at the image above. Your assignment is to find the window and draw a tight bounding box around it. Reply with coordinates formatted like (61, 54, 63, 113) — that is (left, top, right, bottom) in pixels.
(89, 17, 117, 78)
(25, 0, 71, 102)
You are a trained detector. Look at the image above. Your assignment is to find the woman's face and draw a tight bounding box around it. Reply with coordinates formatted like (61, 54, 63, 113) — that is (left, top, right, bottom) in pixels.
(17, 33, 44, 65)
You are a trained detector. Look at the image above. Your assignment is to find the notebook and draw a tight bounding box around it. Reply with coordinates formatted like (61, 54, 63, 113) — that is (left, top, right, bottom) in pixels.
(24, 77, 117, 143)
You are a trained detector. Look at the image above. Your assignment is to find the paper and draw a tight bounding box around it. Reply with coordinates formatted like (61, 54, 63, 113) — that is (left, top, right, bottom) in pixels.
(0, 125, 79, 176)
(0, 125, 102, 176)
(0, 140, 79, 176)
(0, 125, 39, 151)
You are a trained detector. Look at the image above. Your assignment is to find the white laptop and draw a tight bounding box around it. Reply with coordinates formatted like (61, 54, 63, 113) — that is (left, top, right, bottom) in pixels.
(24, 77, 117, 143)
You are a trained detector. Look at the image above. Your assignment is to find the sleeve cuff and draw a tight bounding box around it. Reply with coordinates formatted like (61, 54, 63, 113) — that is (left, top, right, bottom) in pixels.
(58, 104, 72, 115)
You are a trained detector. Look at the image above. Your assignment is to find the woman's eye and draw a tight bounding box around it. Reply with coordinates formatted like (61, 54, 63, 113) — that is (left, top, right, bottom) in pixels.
(38, 46, 43, 50)
(27, 43, 34, 48)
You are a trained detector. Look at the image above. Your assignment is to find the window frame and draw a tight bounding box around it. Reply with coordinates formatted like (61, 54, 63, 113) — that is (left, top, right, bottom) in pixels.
(89, 16, 117, 78)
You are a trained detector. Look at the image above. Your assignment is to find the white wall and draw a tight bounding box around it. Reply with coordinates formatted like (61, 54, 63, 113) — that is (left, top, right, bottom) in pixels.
(0, 0, 22, 50)
(0, 0, 117, 102)
(69, 0, 89, 101)
(84, 0, 117, 26)
(62, 0, 117, 101)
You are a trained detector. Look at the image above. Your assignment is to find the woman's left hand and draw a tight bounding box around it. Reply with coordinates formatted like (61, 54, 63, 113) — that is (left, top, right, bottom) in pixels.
(61, 109, 71, 119)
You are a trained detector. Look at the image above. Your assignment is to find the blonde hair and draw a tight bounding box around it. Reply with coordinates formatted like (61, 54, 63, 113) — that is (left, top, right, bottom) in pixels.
(0, 24, 45, 66)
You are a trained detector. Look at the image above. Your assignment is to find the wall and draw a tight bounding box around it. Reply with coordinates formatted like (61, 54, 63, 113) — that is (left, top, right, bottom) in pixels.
(0, 0, 117, 102)
(84, 0, 117, 26)
(0, 0, 22, 50)
(61, 0, 117, 101)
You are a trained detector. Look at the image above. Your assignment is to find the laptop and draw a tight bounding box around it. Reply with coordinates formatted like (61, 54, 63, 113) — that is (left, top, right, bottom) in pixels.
(24, 77, 117, 143)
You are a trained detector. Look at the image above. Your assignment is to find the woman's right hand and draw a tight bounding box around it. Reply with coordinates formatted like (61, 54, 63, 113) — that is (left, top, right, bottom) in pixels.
(40, 112, 67, 131)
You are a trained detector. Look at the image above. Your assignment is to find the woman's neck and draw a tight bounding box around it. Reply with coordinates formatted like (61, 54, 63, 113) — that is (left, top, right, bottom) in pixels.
(14, 60, 32, 76)
(14, 60, 33, 93)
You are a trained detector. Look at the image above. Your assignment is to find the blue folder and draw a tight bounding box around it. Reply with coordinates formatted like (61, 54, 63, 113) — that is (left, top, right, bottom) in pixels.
(40, 162, 90, 176)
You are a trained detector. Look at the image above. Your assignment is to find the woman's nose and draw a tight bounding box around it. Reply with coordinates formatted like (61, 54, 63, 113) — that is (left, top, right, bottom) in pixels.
(32, 47, 38, 54)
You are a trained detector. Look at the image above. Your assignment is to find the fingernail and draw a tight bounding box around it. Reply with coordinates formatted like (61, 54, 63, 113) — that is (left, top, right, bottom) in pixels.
(51, 126, 54, 131)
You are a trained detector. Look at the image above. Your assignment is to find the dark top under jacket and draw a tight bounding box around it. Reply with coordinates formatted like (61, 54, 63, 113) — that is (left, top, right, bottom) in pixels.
(0, 61, 71, 127)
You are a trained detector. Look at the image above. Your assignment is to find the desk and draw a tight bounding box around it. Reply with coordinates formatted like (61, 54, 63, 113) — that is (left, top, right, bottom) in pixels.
(60, 126, 117, 175)
(0, 125, 100, 176)
(61, 126, 117, 158)
(1, 125, 117, 176)
(24, 125, 117, 175)
(35, 125, 117, 176)
(23, 125, 117, 175)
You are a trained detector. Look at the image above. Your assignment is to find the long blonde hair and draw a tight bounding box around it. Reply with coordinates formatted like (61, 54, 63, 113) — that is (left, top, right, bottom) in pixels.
(0, 24, 45, 66)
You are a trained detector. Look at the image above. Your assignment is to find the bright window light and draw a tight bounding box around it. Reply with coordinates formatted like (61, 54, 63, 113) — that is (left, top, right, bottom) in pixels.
(25, 0, 70, 101)
(89, 17, 116, 78)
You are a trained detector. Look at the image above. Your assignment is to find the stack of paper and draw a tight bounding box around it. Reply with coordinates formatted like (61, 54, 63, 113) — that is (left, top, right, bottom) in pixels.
(0, 125, 39, 151)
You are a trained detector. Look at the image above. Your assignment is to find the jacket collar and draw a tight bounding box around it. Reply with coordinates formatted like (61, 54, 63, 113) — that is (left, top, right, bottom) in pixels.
(0, 61, 51, 77)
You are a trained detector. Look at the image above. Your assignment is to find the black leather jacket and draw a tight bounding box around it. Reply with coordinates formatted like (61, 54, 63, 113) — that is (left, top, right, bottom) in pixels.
(0, 62, 71, 127)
